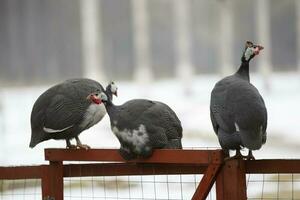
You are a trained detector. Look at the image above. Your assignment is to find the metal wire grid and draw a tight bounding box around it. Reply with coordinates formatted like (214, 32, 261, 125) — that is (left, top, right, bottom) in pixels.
(247, 173, 300, 200)
(62, 148, 218, 200)
(0, 172, 216, 199)
(0, 179, 41, 200)
(63, 174, 216, 200)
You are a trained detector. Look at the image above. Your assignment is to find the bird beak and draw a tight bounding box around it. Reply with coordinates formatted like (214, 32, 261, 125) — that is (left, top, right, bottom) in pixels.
(86, 94, 91, 100)
(254, 45, 264, 55)
(113, 91, 118, 97)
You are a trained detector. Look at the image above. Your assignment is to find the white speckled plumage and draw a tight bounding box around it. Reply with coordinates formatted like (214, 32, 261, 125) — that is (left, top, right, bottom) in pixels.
(101, 89, 183, 160)
(29, 78, 107, 148)
(112, 124, 149, 154)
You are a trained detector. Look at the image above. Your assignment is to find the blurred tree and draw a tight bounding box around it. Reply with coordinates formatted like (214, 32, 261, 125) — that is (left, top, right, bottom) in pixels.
(218, 0, 234, 75)
(132, 0, 153, 84)
(256, 0, 272, 91)
(80, 0, 105, 82)
(174, 0, 194, 94)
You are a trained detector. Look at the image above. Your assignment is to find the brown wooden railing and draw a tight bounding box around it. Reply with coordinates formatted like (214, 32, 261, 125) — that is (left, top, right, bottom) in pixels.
(0, 148, 300, 200)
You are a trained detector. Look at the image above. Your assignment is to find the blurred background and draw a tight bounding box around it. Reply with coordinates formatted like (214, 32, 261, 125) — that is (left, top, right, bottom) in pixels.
(0, 0, 300, 166)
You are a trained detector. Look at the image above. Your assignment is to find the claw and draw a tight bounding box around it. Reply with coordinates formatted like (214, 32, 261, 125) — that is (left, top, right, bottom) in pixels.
(75, 137, 90, 150)
(76, 144, 90, 150)
(66, 140, 77, 149)
(224, 149, 248, 161)
(223, 149, 256, 161)
(67, 144, 77, 149)
(246, 150, 255, 160)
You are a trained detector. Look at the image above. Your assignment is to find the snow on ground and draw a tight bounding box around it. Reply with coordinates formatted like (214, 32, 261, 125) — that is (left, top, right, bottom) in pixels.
(0, 73, 300, 166)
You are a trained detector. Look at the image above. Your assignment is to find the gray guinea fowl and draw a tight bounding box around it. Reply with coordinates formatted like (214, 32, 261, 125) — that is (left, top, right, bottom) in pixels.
(29, 79, 117, 149)
(210, 41, 267, 160)
(99, 89, 182, 160)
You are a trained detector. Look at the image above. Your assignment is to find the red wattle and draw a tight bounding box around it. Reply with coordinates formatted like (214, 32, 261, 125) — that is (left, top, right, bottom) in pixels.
(91, 96, 101, 104)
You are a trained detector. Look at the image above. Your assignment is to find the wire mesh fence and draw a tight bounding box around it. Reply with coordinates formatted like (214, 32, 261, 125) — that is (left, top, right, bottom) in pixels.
(1, 149, 300, 200)
(2, 174, 300, 200)
(63, 175, 216, 200)
(0, 179, 41, 200)
(247, 173, 300, 200)
(0, 176, 216, 200)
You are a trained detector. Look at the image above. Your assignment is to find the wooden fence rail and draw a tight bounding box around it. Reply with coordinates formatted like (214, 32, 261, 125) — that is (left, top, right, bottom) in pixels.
(1, 148, 300, 200)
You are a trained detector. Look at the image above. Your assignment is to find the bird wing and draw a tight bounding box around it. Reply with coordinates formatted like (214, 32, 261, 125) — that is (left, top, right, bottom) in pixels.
(229, 82, 267, 130)
(131, 101, 182, 148)
(116, 99, 155, 124)
(210, 108, 218, 134)
(260, 95, 268, 144)
(210, 79, 233, 135)
(115, 99, 182, 144)
(43, 94, 86, 133)
(150, 102, 183, 139)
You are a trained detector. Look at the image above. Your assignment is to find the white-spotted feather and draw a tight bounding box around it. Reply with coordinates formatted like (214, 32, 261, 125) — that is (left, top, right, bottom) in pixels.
(112, 124, 149, 153)
(234, 122, 240, 132)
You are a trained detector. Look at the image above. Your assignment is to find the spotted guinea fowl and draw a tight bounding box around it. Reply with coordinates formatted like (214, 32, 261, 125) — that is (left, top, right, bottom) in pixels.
(99, 90, 182, 160)
(29, 79, 117, 149)
(210, 41, 267, 160)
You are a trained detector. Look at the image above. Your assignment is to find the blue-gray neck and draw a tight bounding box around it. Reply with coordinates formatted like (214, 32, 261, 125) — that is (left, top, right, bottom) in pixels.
(236, 60, 250, 82)
(104, 100, 118, 118)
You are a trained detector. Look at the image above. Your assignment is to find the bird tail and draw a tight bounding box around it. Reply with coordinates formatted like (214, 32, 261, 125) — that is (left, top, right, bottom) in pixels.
(29, 138, 38, 148)
(29, 130, 44, 148)
(240, 129, 264, 150)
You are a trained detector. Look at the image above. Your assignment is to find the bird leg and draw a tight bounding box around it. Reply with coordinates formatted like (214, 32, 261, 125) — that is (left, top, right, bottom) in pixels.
(246, 150, 255, 160)
(118, 147, 136, 160)
(66, 140, 77, 149)
(224, 149, 245, 161)
(223, 149, 230, 160)
(75, 137, 90, 149)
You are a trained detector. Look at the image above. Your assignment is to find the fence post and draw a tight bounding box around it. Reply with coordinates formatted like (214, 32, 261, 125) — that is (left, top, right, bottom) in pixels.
(192, 150, 224, 200)
(216, 159, 247, 200)
(42, 161, 63, 200)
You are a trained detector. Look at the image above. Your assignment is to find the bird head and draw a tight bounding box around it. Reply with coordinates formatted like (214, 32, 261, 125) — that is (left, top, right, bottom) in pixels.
(242, 41, 264, 62)
(86, 92, 102, 105)
(106, 81, 118, 97)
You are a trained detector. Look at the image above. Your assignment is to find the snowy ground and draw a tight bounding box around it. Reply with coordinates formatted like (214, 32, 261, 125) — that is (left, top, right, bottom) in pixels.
(0, 72, 299, 166)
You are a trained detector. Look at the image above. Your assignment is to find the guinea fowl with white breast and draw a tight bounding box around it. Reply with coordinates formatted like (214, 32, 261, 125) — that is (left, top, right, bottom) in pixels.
(30, 79, 117, 149)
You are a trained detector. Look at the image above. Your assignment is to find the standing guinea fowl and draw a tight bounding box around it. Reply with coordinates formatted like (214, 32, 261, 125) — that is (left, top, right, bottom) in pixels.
(99, 90, 182, 160)
(210, 41, 267, 160)
(29, 79, 117, 149)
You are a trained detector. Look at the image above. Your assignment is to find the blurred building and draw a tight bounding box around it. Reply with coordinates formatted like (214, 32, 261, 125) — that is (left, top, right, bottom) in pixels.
(0, 0, 298, 86)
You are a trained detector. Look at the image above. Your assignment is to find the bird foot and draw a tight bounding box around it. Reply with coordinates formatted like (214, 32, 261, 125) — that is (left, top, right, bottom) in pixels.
(246, 151, 255, 160)
(224, 150, 248, 161)
(224, 154, 255, 161)
(76, 144, 90, 150)
(118, 148, 136, 160)
(246, 155, 255, 160)
(66, 144, 77, 149)
(224, 154, 245, 161)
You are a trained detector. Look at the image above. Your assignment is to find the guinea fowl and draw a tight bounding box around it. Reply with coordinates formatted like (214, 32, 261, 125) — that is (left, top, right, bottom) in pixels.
(210, 41, 267, 160)
(99, 91, 182, 160)
(29, 79, 117, 149)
